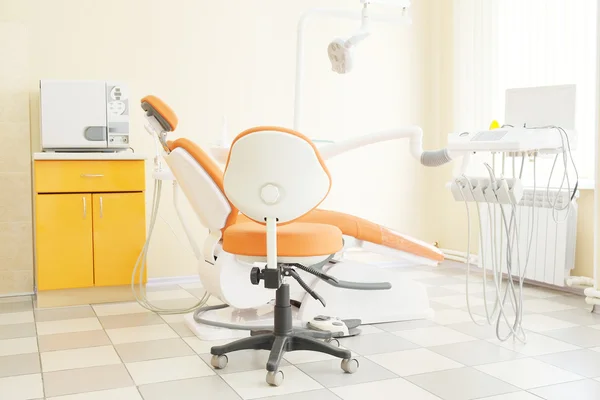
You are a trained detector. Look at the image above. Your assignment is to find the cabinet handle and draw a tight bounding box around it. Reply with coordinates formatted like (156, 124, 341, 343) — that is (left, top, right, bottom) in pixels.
(100, 196, 103, 218)
(82, 197, 87, 219)
(80, 174, 104, 178)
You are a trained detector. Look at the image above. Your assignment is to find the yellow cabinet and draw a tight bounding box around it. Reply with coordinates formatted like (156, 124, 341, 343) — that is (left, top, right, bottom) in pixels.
(35, 194, 94, 291)
(34, 159, 146, 291)
(92, 193, 146, 286)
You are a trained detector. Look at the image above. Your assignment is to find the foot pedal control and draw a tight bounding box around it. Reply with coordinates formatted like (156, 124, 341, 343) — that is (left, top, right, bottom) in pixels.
(307, 315, 362, 338)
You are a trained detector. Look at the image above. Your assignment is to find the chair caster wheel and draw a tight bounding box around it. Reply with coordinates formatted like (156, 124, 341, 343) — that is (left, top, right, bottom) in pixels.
(266, 370, 284, 386)
(210, 354, 228, 369)
(341, 358, 359, 374)
(327, 338, 340, 347)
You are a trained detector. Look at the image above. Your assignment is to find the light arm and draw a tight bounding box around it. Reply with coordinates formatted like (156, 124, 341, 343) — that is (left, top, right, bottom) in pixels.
(318, 126, 464, 167)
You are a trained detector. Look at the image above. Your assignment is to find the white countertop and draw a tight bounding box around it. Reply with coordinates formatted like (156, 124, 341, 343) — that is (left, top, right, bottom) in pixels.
(33, 152, 147, 161)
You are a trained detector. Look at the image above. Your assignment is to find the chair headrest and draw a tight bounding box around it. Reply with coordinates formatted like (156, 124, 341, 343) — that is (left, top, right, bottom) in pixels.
(140, 95, 178, 132)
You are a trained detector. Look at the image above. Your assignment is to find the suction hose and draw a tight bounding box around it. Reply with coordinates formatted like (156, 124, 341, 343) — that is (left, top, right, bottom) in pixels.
(131, 177, 212, 315)
(421, 148, 453, 167)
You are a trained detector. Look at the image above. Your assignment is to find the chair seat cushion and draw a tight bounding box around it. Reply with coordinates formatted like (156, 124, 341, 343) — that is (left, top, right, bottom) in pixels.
(222, 222, 343, 257)
(236, 209, 444, 262)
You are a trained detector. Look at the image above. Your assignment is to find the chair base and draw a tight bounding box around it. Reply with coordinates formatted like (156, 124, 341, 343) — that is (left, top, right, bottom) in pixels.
(210, 331, 352, 372)
(209, 283, 358, 386)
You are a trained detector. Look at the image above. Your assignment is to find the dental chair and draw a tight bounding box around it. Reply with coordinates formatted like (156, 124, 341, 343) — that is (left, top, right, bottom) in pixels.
(140, 95, 441, 340)
(209, 126, 359, 386)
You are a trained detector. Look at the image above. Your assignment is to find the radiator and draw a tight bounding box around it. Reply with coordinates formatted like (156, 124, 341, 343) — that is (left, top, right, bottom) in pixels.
(478, 188, 578, 287)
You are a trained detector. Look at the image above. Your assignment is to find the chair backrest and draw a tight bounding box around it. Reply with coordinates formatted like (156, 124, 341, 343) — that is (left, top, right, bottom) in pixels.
(140, 95, 239, 235)
(166, 139, 239, 234)
(223, 126, 331, 224)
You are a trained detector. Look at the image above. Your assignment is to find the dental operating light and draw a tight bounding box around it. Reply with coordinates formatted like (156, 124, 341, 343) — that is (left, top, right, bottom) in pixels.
(294, 0, 412, 130)
(327, 0, 410, 74)
(327, 3, 371, 74)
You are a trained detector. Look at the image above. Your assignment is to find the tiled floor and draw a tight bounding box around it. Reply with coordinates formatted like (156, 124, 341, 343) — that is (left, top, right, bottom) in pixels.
(1, 264, 600, 399)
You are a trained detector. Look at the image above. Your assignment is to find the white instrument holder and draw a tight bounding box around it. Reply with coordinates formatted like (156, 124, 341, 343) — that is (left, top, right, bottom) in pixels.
(448, 177, 524, 205)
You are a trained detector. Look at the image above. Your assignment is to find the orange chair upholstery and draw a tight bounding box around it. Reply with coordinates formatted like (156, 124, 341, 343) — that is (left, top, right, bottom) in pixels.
(223, 222, 344, 257)
(237, 211, 444, 262)
(166, 136, 443, 263)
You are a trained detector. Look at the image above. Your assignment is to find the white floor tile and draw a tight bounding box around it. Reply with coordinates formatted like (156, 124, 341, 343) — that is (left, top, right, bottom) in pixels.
(37, 317, 102, 336)
(47, 387, 143, 400)
(137, 376, 241, 400)
(523, 299, 576, 313)
(398, 271, 441, 280)
(431, 294, 484, 308)
(521, 287, 562, 299)
(543, 309, 600, 326)
(220, 365, 322, 400)
(159, 313, 186, 324)
(0, 373, 44, 400)
(523, 314, 578, 332)
(477, 392, 543, 400)
(41, 345, 121, 372)
(430, 309, 483, 325)
(394, 326, 476, 347)
(367, 348, 463, 376)
(0, 337, 38, 356)
(105, 324, 178, 344)
(280, 349, 337, 365)
(331, 378, 441, 400)
(0, 311, 34, 326)
(125, 355, 214, 385)
(592, 347, 600, 353)
(184, 337, 247, 354)
(590, 324, 600, 330)
(475, 358, 583, 389)
(145, 290, 196, 301)
(487, 332, 579, 356)
(530, 379, 600, 400)
(428, 340, 524, 366)
(283, 346, 356, 365)
(357, 325, 384, 335)
(535, 349, 600, 378)
(92, 302, 152, 317)
(407, 367, 520, 399)
(441, 283, 493, 294)
(443, 321, 498, 340)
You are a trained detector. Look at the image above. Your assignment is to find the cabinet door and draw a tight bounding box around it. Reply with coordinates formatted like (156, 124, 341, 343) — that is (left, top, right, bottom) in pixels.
(92, 193, 146, 286)
(35, 194, 94, 290)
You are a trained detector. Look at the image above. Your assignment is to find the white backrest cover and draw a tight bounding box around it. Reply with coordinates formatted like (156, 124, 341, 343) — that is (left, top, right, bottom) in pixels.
(223, 127, 331, 223)
(164, 148, 231, 232)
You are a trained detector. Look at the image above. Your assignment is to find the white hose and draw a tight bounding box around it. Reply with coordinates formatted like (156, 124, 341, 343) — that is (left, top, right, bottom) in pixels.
(566, 276, 595, 287)
(130, 173, 211, 315)
(584, 287, 600, 306)
(454, 156, 538, 343)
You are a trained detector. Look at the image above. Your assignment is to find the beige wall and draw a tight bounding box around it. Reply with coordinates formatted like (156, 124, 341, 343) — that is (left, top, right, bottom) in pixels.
(0, 0, 439, 291)
(0, 22, 34, 295)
